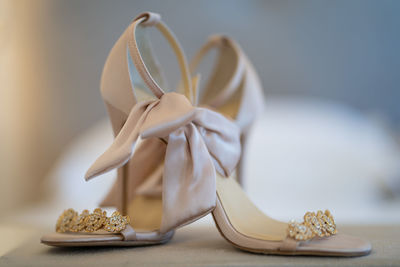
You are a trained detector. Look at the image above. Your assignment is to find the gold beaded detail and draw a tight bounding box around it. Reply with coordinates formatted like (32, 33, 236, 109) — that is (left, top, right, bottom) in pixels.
(56, 208, 130, 233)
(287, 210, 337, 241)
(104, 211, 130, 233)
(56, 208, 78, 233)
(70, 209, 90, 232)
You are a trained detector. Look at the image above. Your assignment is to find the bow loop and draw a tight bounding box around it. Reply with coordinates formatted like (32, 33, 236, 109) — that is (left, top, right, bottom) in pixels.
(85, 92, 241, 232)
(140, 93, 196, 139)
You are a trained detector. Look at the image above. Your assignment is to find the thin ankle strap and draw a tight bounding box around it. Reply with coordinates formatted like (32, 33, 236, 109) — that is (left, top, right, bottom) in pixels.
(128, 12, 193, 102)
(190, 35, 245, 107)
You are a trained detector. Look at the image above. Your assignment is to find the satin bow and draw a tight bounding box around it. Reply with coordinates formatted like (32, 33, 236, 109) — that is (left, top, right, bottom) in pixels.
(85, 92, 241, 232)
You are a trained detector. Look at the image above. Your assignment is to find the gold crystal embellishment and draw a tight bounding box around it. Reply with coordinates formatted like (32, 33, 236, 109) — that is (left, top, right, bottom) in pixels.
(56, 208, 78, 233)
(287, 210, 337, 241)
(104, 211, 130, 233)
(55, 208, 130, 233)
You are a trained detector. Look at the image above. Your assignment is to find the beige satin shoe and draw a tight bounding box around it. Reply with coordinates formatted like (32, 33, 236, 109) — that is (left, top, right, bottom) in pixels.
(186, 34, 371, 256)
(42, 12, 371, 256)
(190, 38, 370, 257)
(41, 12, 192, 247)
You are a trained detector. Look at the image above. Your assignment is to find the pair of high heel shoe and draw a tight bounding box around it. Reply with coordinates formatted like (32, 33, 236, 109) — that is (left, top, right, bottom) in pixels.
(41, 12, 371, 256)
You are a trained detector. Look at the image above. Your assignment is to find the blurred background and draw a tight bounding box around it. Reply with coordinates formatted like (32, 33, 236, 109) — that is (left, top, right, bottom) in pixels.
(1, 0, 400, 229)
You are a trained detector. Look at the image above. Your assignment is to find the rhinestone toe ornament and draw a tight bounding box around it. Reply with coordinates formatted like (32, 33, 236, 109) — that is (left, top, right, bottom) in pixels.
(56, 208, 130, 233)
(105, 211, 131, 233)
(287, 210, 337, 241)
(56, 208, 78, 233)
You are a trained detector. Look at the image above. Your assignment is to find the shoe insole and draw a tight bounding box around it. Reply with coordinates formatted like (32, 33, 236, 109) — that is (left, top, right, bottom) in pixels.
(216, 174, 287, 241)
(128, 195, 163, 232)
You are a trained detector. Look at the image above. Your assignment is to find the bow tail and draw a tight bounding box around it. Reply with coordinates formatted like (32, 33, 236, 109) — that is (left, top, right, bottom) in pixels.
(85, 100, 157, 181)
(160, 124, 216, 233)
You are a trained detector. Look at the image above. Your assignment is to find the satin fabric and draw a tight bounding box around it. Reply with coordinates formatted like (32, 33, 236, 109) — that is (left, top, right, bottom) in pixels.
(85, 92, 241, 232)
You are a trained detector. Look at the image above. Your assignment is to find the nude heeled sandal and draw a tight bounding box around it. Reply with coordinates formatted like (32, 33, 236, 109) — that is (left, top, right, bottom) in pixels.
(190, 35, 371, 258)
(41, 12, 193, 247)
(189, 32, 371, 258)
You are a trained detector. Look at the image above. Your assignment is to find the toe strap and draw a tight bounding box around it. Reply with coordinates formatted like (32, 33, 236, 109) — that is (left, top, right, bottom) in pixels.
(121, 225, 137, 241)
(279, 237, 298, 252)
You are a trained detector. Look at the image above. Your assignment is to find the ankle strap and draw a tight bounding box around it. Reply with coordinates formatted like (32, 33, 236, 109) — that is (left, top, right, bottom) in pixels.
(128, 12, 193, 102)
(190, 35, 245, 107)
